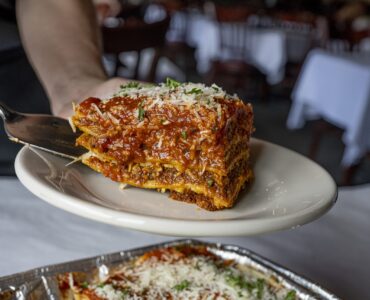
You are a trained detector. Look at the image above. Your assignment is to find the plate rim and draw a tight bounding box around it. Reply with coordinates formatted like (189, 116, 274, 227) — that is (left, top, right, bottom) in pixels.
(14, 139, 338, 236)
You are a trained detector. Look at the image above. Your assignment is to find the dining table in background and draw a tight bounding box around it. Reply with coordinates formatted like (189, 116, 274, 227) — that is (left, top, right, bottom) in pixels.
(145, 5, 315, 85)
(287, 48, 370, 167)
(180, 13, 314, 85)
(0, 176, 369, 299)
(189, 16, 287, 84)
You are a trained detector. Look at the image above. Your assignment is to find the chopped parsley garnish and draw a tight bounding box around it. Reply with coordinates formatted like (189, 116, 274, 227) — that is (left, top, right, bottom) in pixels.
(284, 290, 296, 300)
(120, 289, 129, 299)
(120, 81, 140, 89)
(186, 88, 202, 95)
(245, 281, 256, 293)
(226, 274, 254, 291)
(181, 131, 187, 139)
(212, 84, 220, 91)
(81, 282, 89, 289)
(97, 283, 105, 288)
(225, 274, 266, 296)
(207, 179, 214, 187)
(225, 274, 242, 287)
(165, 77, 181, 89)
(256, 279, 265, 299)
(173, 280, 191, 291)
(138, 102, 145, 121)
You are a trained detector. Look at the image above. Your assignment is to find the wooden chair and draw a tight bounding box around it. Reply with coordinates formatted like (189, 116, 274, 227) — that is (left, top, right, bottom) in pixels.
(102, 12, 170, 81)
(274, 10, 318, 26)
(348, 28, 370, 50)
(205, 5, 269, 101)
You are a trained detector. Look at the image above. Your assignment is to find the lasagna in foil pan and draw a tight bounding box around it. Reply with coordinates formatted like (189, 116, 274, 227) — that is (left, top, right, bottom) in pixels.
(0, 240, 340, 300)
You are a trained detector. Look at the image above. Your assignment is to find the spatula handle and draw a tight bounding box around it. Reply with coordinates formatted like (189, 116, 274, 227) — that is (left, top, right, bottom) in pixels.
(0, 102, 17, 122)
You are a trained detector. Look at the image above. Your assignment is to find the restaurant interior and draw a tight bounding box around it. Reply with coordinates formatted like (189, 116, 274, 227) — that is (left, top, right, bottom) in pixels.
(0, 0, 369, 299)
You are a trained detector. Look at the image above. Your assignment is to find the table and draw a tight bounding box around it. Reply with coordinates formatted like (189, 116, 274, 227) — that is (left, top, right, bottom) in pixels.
(188, 16, 287, 84)
(1, 177, 369, 299)
(186, 16, 314, 85)
(145, 5, 312, 85)
(287, 49, 370, 166)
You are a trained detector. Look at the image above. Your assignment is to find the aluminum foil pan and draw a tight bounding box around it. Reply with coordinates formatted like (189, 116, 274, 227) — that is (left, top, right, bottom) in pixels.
(0, 239, 340, 299)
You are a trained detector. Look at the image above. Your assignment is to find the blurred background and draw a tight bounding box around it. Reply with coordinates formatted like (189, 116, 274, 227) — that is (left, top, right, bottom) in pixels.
(2, 0, 370, 185)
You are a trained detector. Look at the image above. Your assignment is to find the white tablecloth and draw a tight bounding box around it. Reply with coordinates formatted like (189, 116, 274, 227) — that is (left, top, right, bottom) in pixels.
(1, 177, 370, 299)
(145, 5, 313, 84)
(188, 17, 287, 85)
(287, 49, 370, 166)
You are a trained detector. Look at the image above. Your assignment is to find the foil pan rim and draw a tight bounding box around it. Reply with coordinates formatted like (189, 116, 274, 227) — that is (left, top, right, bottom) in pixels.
(0, 239, 341, 300)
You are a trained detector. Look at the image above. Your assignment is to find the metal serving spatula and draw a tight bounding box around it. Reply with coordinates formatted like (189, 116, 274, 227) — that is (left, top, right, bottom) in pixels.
(0, 101, 85, 159)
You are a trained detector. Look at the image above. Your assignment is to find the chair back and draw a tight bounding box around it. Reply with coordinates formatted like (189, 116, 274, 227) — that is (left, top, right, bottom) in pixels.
(274, 11, 324, 62)
(116, 4, 143, 19)
(274, 11, 317, 27)
(349, 29, 370, 50)
(102, 17, 170, 54)
(102, 7, 170, 81)
(213, 5, 255, 60)
(215, 5, 253, 23)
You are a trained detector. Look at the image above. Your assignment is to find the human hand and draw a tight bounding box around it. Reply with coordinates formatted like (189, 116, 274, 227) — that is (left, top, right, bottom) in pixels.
(17, 0, 127, 120)
(56, 77, 128, 119)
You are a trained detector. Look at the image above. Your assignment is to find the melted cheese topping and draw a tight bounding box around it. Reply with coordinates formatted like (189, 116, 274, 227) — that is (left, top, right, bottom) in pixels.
(83, 250, 294, 300)
(113, 81, 239, 112)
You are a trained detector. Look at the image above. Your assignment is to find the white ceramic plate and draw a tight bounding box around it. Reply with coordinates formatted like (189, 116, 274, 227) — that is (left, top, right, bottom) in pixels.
(15, 138, 337, 236)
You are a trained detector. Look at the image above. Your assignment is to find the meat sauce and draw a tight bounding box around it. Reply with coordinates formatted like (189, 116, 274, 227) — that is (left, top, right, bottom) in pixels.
(74, 96, 253, 170)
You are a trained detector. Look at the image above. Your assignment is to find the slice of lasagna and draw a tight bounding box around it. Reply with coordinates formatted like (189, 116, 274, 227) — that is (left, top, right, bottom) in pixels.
(58, 245, 296, 300)
(71, 79, 254, 210)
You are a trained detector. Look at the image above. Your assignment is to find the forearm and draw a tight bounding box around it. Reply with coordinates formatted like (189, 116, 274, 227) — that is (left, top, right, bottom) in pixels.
(16, 0, 107, 116)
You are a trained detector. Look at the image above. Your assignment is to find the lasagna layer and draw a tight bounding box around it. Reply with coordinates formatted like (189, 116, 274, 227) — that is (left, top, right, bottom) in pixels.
(71, 81, 254, 210)
(81, 152, 252, 210)
(58, 245, 296, 300)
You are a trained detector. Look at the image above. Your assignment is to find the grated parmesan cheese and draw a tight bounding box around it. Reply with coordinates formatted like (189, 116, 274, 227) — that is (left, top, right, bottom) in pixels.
(88, 251, 293, 300)
(106, 112, 119, 124)
(119, 183, 128, 190)
(68, 117, 76, 133)
(112, 81, 241, 115)
(65, 151, 96, 167)
(91, 103, 106, 120)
